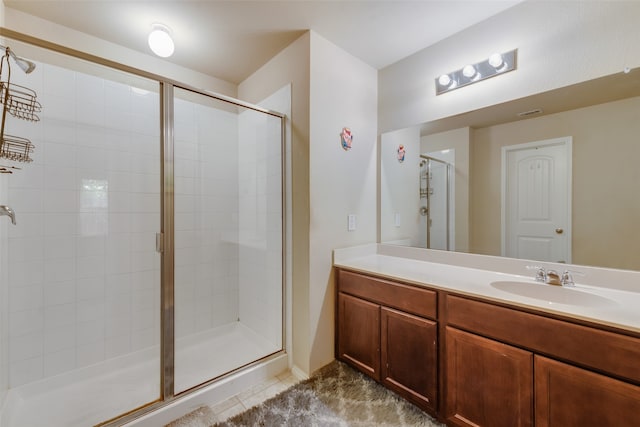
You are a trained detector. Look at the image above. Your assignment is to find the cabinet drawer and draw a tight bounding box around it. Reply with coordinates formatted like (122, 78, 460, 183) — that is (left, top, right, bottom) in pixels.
(535, 356, 640, 427)
(338, 269, 437, 319)
(446, 294, 640, 384)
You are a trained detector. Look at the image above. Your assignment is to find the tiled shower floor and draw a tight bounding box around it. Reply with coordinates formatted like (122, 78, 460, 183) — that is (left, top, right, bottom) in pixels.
(2, 322, 279, 427)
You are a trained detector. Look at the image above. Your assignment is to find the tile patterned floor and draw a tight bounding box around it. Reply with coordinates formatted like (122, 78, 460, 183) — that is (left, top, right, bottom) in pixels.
(207, 371, 301, 422)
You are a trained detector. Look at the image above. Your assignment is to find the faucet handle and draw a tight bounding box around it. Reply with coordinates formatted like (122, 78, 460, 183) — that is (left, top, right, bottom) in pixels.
(526, 265, 547, 282)
(0, 205, 16, 225)
(561, 269, 584, 287)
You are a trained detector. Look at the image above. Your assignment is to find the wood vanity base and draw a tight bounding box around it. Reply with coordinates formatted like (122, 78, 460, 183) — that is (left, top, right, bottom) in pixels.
(335, 267, 640, 427)
(336, 269, 438, 414)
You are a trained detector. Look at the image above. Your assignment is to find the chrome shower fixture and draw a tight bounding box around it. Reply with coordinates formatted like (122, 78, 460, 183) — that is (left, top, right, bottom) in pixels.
(1, 45, 36, 74)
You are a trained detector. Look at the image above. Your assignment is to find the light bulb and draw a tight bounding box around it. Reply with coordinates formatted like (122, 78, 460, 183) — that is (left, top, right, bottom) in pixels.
(462, 65, 477, 78)
(148, 24, 174, 58)
(438, 74, 452, 87)
(489, 53, 504, 69)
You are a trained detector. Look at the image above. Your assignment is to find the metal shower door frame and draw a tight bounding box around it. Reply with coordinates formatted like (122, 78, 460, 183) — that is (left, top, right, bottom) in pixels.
(420, 154, 451, 251)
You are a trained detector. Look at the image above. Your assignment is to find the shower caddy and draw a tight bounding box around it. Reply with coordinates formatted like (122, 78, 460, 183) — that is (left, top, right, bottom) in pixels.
(0, 46, 40, 164)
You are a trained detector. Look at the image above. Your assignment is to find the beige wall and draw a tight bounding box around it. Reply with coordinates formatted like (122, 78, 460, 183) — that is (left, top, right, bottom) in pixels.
(308, 32, 377, 373)
(380, 126, 421, 245)
(239, 32, 311, 375)
(471, 96, 640, 271)
(240, 31, 377, 376)
(379, 1, 640, 133)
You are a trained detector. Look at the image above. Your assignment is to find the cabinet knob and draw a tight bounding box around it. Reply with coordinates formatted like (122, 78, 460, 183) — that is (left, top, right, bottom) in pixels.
(555, 228, 564, 234)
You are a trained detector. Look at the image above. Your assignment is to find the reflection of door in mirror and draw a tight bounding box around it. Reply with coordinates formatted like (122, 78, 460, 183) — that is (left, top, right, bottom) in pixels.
(502, 137, 572, 263)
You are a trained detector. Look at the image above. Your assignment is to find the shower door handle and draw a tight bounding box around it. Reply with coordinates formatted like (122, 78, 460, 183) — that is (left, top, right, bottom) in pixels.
(0, 205, 16, 225)
(156, 232, 164, 253)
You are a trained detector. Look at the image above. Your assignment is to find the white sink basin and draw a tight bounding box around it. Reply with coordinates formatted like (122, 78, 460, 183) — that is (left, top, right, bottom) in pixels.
(490, 281, 617, 307)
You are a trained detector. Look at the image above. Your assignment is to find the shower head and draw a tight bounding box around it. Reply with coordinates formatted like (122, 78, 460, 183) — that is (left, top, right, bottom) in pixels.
(7, 49, 36, 74)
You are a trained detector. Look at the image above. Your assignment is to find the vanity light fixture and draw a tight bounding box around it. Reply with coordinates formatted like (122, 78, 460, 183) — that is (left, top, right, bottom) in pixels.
(436, 49, 517, 95)
(488, 52, 505, 69)
(438, 74, 452, 87)
(148, 23, 175, 58)
(462, 64, 477, 79)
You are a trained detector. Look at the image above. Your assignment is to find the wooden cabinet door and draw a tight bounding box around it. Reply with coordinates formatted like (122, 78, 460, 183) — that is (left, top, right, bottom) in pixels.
(535, 356, 640, 426)
(445, 327, 533, 427)
(381, 307, 438, 413)
(337, 292, 380, 380)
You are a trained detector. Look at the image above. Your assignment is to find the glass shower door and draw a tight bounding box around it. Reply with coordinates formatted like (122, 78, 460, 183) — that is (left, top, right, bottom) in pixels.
(173, 87, 283, 393)
(421, 154, 452, 251)
(0, 41, 162, 427)
(426, 159, 449, 250)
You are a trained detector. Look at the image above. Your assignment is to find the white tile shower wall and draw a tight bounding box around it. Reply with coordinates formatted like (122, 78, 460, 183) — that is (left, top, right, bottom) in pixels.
(173, 95, 240, 339)
(5, 63, 161, 387)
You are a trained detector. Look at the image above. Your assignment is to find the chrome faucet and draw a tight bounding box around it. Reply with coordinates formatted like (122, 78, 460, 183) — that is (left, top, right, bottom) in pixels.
(527, 265, 583, 287)
(0, 205, 16, 225)
(527, 265, 547, 283)
(560, 270, 583, 287)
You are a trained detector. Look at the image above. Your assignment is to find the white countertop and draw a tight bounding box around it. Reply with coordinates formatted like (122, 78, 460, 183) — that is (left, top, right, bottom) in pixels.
(333, 244, 640, 334)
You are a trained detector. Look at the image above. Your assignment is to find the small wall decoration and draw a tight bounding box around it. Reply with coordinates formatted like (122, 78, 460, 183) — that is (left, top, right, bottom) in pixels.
(340, 127, 352, 151)
(397, 144, 406, 163)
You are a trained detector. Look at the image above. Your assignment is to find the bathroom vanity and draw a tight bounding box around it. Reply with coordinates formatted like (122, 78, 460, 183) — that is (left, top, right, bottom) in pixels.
(334, 245, 640, 426)
(337, 269, 438, 413)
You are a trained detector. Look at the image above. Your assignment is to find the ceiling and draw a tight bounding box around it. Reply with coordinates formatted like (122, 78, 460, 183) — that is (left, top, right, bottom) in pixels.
(4, 0, 521, 84)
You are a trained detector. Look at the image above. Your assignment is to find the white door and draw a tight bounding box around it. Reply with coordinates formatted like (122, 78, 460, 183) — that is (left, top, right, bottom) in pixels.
(502, 137, 572, 263)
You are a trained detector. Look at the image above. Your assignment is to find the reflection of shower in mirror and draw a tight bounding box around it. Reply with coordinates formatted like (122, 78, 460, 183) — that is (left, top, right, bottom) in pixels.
(419, 153, 453, 251)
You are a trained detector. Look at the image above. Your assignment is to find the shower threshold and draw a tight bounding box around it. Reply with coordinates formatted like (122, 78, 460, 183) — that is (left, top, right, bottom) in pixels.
(2, 322, 280, 427)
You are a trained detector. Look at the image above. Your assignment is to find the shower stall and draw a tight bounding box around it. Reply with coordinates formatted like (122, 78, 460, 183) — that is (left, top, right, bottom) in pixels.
(419, 154, 452, 250)
(0, 32, 286, 427)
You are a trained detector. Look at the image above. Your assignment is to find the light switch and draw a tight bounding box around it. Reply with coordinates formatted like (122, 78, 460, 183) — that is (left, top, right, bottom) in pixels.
(394, 213, 401, 227)
(347, 214, 357, 231)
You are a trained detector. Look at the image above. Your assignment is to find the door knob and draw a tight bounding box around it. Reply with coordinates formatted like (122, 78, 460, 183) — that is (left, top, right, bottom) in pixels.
(555, 228, 564, 234)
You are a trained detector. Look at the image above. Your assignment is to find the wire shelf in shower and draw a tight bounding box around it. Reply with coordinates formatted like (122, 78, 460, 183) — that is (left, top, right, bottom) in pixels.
(0, 81, 41, 122)
(0, 134, 34, 163)
(0, 46, 40, 163)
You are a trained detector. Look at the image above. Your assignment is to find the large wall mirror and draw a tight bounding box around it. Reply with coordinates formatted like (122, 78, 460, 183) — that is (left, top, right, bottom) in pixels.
(380, 69, 640, 271)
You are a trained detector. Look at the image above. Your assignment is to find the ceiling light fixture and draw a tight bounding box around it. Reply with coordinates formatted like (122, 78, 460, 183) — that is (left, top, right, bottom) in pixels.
(435, 49, 517, 95)
(148, 23, 174, 58)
